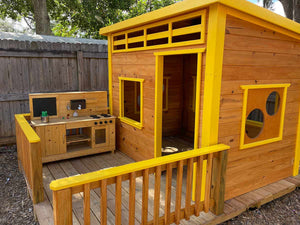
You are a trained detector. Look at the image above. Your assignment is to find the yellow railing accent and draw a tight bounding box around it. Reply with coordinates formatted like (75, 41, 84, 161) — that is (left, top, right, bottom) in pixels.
(50, 144, 229, 224)
(50, 144, 229, 191)
(15, 113, 43, 204)
(15, 114, 40, 143)
(112, 9, 206, 53)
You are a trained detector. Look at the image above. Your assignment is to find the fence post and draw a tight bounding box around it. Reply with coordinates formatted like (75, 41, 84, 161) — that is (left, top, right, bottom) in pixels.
(30, 141, 44, 203)
(53, 189, 73, 225)
(76, 51, 84, 91)
(210, 150, 228, 215)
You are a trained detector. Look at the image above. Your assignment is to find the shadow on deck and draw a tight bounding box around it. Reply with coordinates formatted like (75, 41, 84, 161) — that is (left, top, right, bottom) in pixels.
(33, 151, 300, 225)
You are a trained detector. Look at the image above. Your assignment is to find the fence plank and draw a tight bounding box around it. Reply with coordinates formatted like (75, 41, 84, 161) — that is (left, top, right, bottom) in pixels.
(185, 158, 193, 220)
(84, 183, 91, 225)
(175, 160, 184, 225)
(101, 180, 107, 225)
(53, 189, 72, 225)
(195, 156, 203, 216)
(164, 163, 172, 224)
(154, 165, 162, 225)
(129, 172, 136, 225)
(115, 175, 122, 225)
(142, 168, 149, 224)
(204, 153, 213, 212)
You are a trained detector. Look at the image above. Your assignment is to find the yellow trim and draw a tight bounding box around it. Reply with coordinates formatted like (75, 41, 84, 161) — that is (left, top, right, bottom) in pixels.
(241, 84, 291, 89)
(201, 4, 226, 147)
(100, 0, 300, 41)
(154, 48, 206, 158)
(111, 10, 206, 53)
(118, 77, 144, 129)
(50, 144, 230, 191)
(15, 114, 40, 143)
(108, 35, 113, 114)
(154, 48, 205, 56)
(293, 105, 300, 176)
(240, 84, 290, 150)
(154, 55, 164, 158)
(246, 119, 264, 128)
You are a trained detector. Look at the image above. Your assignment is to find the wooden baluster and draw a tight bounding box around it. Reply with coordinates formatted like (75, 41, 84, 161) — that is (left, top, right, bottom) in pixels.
(164, 163, 172, 225)
(175, 160, 183, 225)
(204, 153, 213, 212)
(53, 189, 72, 225)
(154, 166, 161, 225)
(185, 158, 193, 220)
(101, 180, 107, 225)
(129, 172, 136, 225)
(195, 155, 203, 216)
(115, 176, 122, 225)
(142, 168, 149, 225)
(84, 183, 91, 225)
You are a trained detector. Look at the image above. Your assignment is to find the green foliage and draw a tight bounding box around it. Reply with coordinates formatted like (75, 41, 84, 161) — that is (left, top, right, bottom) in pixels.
(0, 0, 178, 39)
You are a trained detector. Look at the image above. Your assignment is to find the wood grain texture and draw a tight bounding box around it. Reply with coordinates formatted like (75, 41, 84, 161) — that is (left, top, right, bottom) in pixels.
(221, 15, 299, 200)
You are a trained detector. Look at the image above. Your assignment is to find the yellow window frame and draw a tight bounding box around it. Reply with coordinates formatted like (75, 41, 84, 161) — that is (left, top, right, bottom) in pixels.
(119, 77, 144, 129)
(240, 83, 290, 150)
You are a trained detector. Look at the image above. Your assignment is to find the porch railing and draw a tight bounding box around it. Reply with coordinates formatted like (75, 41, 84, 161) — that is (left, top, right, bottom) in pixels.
(15, 114, 43, 204)
(50, 144, 229, 225)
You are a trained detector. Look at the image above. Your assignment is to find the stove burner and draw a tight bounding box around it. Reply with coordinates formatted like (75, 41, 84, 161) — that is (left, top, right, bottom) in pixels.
(100, 114, 111, 117)
(90, 115, 100, 119)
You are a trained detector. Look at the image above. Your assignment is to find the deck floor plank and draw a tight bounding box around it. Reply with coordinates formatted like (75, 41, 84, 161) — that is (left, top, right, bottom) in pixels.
(33, 152, 300, 225)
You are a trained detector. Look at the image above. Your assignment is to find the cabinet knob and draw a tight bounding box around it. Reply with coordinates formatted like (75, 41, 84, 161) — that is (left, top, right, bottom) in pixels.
(94, 122, 98, 125)
(105, 121, 108, 124)
(100, 121, 103, 124)
(109, 120, 112, 123)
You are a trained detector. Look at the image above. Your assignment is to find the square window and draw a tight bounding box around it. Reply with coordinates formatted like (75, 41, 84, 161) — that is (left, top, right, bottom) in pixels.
(240, 84, 290, 149)
(119, 77, 144, 129)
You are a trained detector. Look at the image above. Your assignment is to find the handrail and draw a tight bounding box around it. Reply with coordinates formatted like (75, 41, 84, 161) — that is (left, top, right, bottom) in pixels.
(50, 144, 229, 191)
(50, 144, 229, 225)
(15, 114, 40, 143)
(15, 113, 43, 204)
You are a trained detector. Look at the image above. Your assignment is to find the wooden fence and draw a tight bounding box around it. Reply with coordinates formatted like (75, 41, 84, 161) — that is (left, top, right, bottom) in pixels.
(0, 37, 108, 145)
(50, 144, 229, 225)
(15, 113, 43, 204)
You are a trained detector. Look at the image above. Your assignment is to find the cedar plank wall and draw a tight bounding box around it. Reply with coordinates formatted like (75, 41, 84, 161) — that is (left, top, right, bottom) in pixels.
(220, 15, 300, 200)
(112, 9, 208, 161)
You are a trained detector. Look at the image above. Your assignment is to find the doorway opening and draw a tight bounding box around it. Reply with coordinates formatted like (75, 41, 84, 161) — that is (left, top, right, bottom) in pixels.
(161, 54, 197, 155)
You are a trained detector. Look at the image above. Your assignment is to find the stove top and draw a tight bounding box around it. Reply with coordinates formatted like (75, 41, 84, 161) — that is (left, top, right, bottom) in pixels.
(90, 114, 112, 119)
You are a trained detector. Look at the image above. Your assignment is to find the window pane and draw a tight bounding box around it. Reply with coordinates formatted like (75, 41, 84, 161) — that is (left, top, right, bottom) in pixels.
(124, 80, 140, 122)
(246, 108, 264, 139)
(266, 91, 280, 116)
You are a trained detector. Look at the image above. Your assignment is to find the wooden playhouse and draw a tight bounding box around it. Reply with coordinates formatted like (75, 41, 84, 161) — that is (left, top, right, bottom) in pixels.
(100, 0, 300, 203)
(15, 0, 300, 224)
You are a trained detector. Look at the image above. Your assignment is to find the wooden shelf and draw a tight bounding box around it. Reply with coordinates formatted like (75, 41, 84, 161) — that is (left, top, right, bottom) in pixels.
(66, 134, 91, 144)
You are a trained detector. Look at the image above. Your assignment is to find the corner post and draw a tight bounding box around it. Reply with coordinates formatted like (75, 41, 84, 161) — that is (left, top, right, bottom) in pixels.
(30, 141, 44, 204)
(201, 3, 227, 215)
(108, 35, 113, 114)
(293, 104, 300, 176)
(53, 189, 73, 225)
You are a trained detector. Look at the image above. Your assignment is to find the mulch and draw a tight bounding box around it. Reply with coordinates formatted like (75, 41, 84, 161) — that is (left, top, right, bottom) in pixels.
(0, 144, 299, 225)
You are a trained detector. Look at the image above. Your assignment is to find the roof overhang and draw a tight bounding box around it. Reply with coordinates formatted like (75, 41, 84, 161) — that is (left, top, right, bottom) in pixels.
(99, 0, 300, 38)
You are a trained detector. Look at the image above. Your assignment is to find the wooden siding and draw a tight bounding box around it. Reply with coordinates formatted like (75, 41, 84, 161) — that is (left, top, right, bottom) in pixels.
(220, 15, 300, 200)
(0, 41, 108, 144)
(111, 44, 206, 161)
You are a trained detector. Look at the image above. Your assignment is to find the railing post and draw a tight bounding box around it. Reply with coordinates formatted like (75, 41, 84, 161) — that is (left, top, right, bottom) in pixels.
(30, 141, 44, 204)
(53, 189, 73, 225)
(210, 150, 228, 215)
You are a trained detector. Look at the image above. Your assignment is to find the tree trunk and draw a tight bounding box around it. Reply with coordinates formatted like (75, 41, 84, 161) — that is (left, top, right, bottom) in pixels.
(279, 0, 294, 20)
(31, 0, 52, 35)
(295, 0, 300, 23)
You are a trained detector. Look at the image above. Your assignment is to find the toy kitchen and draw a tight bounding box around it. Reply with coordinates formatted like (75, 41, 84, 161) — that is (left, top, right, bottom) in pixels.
(29, 91, 115, 163)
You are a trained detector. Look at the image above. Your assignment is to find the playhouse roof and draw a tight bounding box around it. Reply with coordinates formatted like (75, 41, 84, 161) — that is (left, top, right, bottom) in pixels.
(100, 0, 300, 37)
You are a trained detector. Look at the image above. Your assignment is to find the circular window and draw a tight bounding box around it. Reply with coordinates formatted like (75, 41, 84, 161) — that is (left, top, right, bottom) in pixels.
(246, 108, 264, 139)
(266, 91, 280, 116)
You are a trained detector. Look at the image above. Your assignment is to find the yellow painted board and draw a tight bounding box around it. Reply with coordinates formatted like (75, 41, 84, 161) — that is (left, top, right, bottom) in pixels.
(50, 144, 230, 191)
(293, 104, 300, 176)
(100, 0, 300, 40)
(15, 114, 40, 143)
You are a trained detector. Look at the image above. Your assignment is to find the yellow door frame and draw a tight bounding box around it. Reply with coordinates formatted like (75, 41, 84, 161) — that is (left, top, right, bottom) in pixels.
(154, 48, 206, 158)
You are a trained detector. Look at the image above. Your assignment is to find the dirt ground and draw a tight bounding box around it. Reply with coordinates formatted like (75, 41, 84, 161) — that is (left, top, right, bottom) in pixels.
(0, 144, 299, 225)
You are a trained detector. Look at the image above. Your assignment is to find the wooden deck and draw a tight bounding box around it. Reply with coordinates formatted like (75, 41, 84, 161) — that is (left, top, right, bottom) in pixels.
(33, 151, 300, 225)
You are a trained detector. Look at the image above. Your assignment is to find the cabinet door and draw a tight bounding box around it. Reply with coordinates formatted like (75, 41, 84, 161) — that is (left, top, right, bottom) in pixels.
(45, 124, 66, 156)
(93, 126, 109, 148)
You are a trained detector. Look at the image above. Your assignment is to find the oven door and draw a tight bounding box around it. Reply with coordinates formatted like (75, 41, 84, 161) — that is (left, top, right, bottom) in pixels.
(92, 125, 109, 148)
